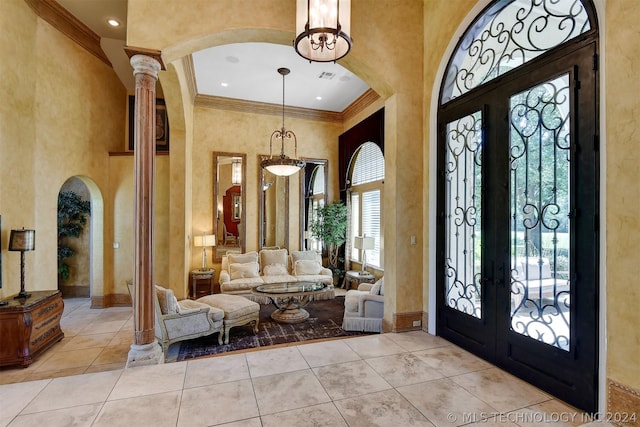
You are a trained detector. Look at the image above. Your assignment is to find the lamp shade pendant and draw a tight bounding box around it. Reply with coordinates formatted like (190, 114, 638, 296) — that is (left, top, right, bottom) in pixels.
(294, 0, 352, 63)
(260, 68, 305, 177)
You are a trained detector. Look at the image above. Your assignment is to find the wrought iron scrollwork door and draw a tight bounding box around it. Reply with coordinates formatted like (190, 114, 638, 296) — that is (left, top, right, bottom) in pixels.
(437, 0, 599, 413)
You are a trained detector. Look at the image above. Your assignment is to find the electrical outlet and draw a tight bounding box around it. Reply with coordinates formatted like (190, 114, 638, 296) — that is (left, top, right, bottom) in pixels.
(412, 320, 421, 327)
(113, 242, 120, 249)
(410, 235, 417, 245)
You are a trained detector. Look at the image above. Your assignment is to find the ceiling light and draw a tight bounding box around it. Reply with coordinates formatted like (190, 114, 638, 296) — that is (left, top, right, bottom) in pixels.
(220, 82, 229, 87)
(316, 96, 322, 100)
(107, 18, 120, 27)
(260, 68, 305, 177)
(294, 0, 352, 63)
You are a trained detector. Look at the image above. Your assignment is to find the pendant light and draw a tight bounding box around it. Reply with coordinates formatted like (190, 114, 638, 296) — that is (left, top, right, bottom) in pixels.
(294, 0, 352, 63)
(260, 67, 305, 177)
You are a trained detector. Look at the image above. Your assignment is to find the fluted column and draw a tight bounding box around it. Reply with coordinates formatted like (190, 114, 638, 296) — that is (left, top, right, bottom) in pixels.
(127, 53, 164, 367)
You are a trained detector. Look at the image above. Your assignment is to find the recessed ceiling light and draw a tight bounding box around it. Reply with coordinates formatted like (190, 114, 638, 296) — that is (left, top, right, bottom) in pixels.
(107, 19, 120, 27)
(221, 82, 229, 87)
(316, 96, 322, 100)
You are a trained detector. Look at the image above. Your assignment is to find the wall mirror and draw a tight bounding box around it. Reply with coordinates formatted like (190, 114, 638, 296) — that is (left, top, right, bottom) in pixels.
(300, 158, 328, 251)
(213, 152, 246, 260)
(259, 155, 289, 250)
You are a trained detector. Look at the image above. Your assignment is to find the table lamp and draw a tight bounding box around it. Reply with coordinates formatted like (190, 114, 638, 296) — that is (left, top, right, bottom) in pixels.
(193, 234, 216, 270)
(354, 235, 375, 274)
(9, 228, 35, 299)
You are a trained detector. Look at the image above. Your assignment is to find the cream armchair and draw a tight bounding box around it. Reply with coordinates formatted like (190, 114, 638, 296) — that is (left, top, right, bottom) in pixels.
(342, 278, 384, 333)
(129, 284, 225, 354)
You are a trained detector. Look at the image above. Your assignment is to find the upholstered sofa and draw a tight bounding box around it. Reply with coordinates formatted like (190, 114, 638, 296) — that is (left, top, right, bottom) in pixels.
(219, 249, 335, 302)
(342, 278, 384, 333)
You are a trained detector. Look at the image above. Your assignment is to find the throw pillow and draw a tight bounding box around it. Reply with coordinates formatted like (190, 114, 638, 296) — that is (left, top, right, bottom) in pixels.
(294, 259, 323, 275)
(370, 278, 384, 295)
(263, 263, 289, 276)
(228, 251, 259, 266)
(155, 285, 178, 314)
(260, 249, 288, 271)
(229, 262, 260, 279)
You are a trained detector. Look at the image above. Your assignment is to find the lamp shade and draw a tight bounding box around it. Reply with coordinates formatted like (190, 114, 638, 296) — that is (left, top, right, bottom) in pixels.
(194, 234, 216, 247)
(9, 229, 35, 251)
(354, 236, 374, 251)
(294, 0, 352, 63)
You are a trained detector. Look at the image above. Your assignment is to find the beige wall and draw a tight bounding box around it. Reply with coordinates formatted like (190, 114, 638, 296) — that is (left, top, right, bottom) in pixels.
(604, 0, 640, 394)
(0, 0, 126, 300)
(2, 0, 638, 408)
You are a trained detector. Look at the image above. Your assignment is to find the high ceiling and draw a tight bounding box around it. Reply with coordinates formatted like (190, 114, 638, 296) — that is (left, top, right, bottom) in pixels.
(55, 0, 370, 113)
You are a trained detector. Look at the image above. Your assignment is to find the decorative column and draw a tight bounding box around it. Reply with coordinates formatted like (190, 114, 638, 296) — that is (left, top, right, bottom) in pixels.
(126, 51, 164, 367)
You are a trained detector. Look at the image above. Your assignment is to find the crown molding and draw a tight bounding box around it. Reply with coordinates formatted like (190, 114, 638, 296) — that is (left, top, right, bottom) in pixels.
(195, 94, 344, 123)
(24, 0, 111, 66)
(341, 89, 381, 121)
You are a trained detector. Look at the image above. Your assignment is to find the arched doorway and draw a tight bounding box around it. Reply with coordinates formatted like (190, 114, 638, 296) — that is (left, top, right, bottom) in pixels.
(57, 176, 104, 302)
(436, 0, 600, 412)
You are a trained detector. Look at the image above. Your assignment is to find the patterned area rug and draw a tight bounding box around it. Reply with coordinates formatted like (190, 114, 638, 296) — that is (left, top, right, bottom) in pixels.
(177, 296, 367, 361)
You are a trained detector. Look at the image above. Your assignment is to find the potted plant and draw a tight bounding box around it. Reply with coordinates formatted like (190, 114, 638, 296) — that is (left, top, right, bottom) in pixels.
(58, 191, 91, 281)
(309, 201, 348, 283)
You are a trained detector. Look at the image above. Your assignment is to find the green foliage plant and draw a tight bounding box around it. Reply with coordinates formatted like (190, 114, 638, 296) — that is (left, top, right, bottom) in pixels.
(309, 201, 348, 278)
(58, 191, 91, 281)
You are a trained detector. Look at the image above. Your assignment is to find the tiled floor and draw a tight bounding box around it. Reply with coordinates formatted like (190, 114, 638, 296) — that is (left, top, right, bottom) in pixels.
(0, 299, 612, 426)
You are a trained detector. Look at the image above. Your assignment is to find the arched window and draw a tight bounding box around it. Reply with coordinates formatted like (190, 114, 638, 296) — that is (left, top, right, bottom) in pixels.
(348, 142, 384, 269)
(307, 166, 326, 251)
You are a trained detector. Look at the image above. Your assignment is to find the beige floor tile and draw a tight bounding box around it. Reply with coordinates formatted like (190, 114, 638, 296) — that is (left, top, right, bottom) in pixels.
(413, 344, 493, 376)
(334, 388, 433, 427)
(108, 362, 186, 400)
(177, 379, 259, 426)
(384, 330, 450, 352)
(261, 402, 348, 427)
(450, 367, 550, 412)
(252, 369, 331, 416)
(7, 403, 102, 427)
(313, 360, 392, 400)
(93, 391, 181, 427)
(297, 339, 362, 368)
(397, 378, 498, 427)
(365, 352, 444, 387)
(21, 366, 89, 382)
(33, 347, 102, 372)
(79, 319, 128, 335)
(184, 353, 249, 388)
(92, 344, 130, 365)
(84, 363, 124, 374)
(218, 418, 263, 427)
(22, 370, 121, 414)
(56, 332, 115, 351)
(109, 330, 134, 346)
(245, 346, 309, 378)
(0, 379, 51, 426)
(343, 334, 406, 359)
(507, 399, 588, 426)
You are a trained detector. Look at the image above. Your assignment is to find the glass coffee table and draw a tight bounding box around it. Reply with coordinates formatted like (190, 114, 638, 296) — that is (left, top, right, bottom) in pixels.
(252, 281, 328, 324)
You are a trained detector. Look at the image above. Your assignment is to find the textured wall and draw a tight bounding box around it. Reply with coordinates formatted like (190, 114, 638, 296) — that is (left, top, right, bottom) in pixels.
(605, 0, 640, 394)
(0, 0, 126, 299)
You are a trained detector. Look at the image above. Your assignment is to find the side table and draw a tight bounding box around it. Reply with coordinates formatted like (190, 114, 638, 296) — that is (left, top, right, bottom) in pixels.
(343, 270, 375, 290)
(190, 269, 216, 299)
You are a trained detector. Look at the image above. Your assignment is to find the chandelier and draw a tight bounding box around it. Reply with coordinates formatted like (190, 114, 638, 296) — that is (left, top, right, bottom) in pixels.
(261, 68, 305, 177)
(294, 0, 352, 63)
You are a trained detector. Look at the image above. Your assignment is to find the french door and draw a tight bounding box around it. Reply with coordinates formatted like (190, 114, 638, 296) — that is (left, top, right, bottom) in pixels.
(436, 42, 599, 412)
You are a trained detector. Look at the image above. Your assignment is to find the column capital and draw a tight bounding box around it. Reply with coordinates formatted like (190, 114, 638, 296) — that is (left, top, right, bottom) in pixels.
(130, 54, 162, 80)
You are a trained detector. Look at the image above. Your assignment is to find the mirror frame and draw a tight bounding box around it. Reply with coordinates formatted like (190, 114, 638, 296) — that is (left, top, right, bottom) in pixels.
(213, 152, 247, 261)
(299, 158, 329, 251)
(259, 155, 289, 250)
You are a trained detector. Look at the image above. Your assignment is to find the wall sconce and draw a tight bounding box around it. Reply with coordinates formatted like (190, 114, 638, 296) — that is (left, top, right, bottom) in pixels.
(9, 228, 36, 299)
(193, 234, 216, 270)
(354, 235, 374, 274)
(294, 0, 352, 63)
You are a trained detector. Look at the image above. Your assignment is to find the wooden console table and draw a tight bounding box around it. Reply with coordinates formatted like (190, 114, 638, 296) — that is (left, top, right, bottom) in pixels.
(190, 269, 216, 299)
(0, 290, 65, 367)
